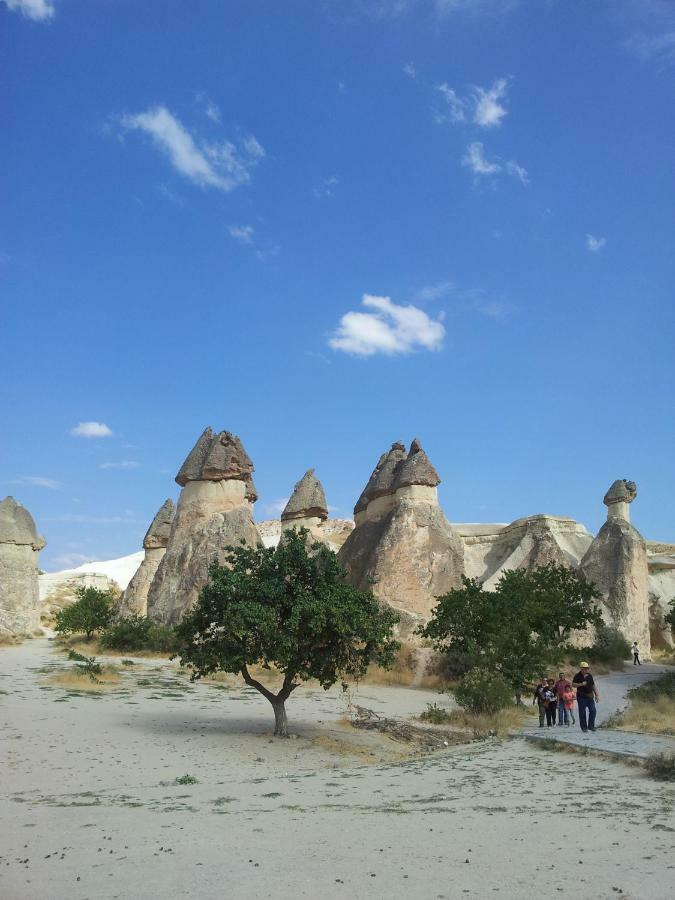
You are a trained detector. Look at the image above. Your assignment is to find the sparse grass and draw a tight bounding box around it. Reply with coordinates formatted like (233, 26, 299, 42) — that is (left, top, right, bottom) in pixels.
(55, 635, 173, 660)
(606, 672, 675, 736)
(644, 752, 675, 782)
(0, 633, 23, 647)
(48, 667, 121, 692)
(443, 705, 532, 739)
(352, 644, 449, 690)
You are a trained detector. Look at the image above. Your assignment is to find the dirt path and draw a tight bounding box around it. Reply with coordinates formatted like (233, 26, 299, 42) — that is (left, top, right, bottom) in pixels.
(1, 639, 674, 900)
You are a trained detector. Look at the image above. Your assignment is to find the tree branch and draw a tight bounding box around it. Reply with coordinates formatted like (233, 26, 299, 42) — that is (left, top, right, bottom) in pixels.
(240, 664, 276, 703)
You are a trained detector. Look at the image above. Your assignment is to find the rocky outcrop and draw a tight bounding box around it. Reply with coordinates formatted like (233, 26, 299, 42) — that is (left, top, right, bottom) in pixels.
(460, 516, 594, 587)
(280, 469, 331, 545)
(580, 480, 651, 657)
(339, 440, 464, 631)
(0, 496, 46, 636)
(118, 499, 175, 617)
(257, 518, 354, 551)
(647, 542, 675, 649)
(146, 429, 261, 625)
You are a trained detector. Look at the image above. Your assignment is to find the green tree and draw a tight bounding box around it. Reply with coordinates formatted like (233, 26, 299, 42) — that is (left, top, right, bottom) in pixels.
(420, 564, 603, 702)
(54, 586, 115, 640)
(175, 530, 399, 736)
(665, 597, 675, 632)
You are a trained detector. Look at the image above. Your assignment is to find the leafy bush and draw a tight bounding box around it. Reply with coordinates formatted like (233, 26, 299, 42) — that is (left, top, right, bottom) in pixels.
(628, 671, 675, 703)
(175, 774, 199, 785)
(578, 625, 631, 666)
(644, 752, 675, 782)
(420, 702, 452, 724)
(55, 587, 115, 639)
(100, 615, 178, 653)
(454, 667, 513, 715)
(67, 649, 102, 681)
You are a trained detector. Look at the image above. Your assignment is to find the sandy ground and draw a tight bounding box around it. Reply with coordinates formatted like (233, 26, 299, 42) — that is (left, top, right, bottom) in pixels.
(1, 638, 674, 900)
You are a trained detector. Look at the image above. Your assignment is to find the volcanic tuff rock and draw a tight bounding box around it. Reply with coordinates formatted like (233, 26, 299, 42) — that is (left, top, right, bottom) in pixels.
(146, 429, 261, 625)
(118, 499, 175, 617)
(647, 542, 675, 648)
(0, 496, 46, 636)
(339, 440, 464, 631)
(580, 480, 651, 657)
(280, 469, 332, 546)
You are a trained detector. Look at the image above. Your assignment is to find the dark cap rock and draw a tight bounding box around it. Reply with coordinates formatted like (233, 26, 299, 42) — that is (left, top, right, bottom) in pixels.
(143, 499, 175, 550)
(282, 469, 328, 522)
(175, 428, 255, 486)
(603, 479, 637, 508)
(393, 439, 441, 490)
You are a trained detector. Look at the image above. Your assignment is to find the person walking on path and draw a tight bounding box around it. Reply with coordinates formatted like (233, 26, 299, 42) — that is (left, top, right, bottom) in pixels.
(533, 678, 547, 727)
(632, 642, 642, 666)
(543, 679, 557, 727)
(554, 672, 573, 725)
(562, 684, 576, 726)
(572, 662, 599, 732)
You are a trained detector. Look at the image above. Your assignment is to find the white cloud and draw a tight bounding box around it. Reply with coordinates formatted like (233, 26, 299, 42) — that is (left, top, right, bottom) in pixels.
(313, 176, 339, 199)
(228, 224, 254, 244)
(55, 514, 140, 524)
(414, 280, 455, 303)
(262, 497, 290, 516)
(624, 31, 675, 64)
(462, 143, 527, 184)
(472, 77, 509, 127)
(52, 553, 93, 568)
(403, 62, 417, 79)
(119, 106, 264, 192)
(10, 475, 61, 489)
(505, 159, 529, 184)
(586, 234, 607, 253)
(195, 92, 222, 123)
(329, 294, 445, 357)
(436, 84, 467, 122)
(462, 141, 501, 175)
(70, 421, 113, 438)
(98, 461, 141, 470)
(3, 0, 54, 22)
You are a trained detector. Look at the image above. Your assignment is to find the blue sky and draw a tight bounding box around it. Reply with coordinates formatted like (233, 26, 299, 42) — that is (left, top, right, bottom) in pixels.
(2, 0, 674, 570)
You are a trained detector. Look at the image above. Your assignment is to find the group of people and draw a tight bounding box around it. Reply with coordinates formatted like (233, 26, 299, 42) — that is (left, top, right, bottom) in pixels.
(533, 663, 599, 733)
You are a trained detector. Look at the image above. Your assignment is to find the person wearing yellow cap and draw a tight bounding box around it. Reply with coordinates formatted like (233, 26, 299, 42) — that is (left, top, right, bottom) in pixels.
(572, 662, 599, 732)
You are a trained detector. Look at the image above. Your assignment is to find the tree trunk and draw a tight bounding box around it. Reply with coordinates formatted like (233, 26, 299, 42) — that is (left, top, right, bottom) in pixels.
(272, 700, 288, 737)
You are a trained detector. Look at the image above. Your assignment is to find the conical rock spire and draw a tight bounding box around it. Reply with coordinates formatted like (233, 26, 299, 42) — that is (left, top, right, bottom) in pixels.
(282, 469, 328, 522)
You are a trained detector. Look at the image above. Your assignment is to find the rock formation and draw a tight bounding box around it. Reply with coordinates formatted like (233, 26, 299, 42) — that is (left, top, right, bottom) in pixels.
(0, 496, 46, 636)
(461, 516, 594, 588)
(118, 499, 175, 617)
(580, 480, 651, 657)
(647, 542, 675, 649)
(280, 469, 330, 544)
(338, 439, 464, 631)
(146, 428, 261, 625)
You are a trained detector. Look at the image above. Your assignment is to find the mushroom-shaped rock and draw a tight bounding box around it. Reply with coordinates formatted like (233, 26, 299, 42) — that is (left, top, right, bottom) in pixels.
(175, 428, 254, 486)
(282, 470, 328, 523)
(0, 496, 45, 549)
(603, 480, 637, 521)
(147, 429, 261, 625)
(393, 439, 441, 491)
(0, 496, 45, 636)
(143, 498, 175, 550)
(353, 442, 406, 516)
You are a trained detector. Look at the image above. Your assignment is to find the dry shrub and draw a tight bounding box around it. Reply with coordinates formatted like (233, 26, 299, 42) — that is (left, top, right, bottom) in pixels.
(48, 666, 121, 692)
(0, 634, 22, 647)
(612, 696, 675, 736)
(444, 705, 531, 739)
(644, 752, 675, 781)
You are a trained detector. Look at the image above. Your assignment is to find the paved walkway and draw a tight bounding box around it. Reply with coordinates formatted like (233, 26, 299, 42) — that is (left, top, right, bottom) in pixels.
(521, 663, 675, 760)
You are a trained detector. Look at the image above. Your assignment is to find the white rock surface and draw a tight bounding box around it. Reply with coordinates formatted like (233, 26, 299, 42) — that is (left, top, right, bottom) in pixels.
(0, 497, 46, 636)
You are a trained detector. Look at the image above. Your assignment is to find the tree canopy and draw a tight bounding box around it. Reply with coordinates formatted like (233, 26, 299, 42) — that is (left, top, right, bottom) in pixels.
(175, 529, 399, 736)
(54, 586, 116, 640)
(419, 563, 603, 701)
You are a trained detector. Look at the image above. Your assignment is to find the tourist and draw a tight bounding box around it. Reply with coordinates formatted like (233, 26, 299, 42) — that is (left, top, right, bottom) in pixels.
(533, 677, 547, 727)
(572, 662, 599, 732)
(543, 678, 557, 727)
(562, 684, 576, 726)
(554, 671, 573, 725)
(632, 642, 642, 666)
